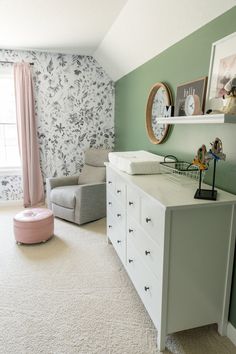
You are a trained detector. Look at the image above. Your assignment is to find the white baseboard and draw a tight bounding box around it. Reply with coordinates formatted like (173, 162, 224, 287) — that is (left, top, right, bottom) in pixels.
(227, 322, 236, 346)
(0, 200, 23, 207)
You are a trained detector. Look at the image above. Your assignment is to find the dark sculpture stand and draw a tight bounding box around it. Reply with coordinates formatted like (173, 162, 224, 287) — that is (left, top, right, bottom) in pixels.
(194, 159, 217, 201)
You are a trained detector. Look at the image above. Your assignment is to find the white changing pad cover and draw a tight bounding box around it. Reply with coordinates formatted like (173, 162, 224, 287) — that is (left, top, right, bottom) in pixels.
(108, 150, 166, 175)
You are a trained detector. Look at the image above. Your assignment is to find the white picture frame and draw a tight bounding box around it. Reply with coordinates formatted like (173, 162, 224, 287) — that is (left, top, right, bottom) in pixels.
(205, 32, 236, 113)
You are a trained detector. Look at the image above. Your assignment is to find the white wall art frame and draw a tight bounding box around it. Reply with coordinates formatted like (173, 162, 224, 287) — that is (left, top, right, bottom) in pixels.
(206, 32, 236, 113)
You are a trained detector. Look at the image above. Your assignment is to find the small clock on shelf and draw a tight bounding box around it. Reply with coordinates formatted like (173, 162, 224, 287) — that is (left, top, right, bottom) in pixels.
(175, 77, 207, 117)
(184, 94, 202, 116)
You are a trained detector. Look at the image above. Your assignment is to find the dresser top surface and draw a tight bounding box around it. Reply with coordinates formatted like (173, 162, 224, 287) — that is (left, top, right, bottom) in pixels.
(106, 163, 236, 208)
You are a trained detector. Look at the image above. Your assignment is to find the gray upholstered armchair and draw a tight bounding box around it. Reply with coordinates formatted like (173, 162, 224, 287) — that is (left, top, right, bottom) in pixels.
(46, 149, 110, 225)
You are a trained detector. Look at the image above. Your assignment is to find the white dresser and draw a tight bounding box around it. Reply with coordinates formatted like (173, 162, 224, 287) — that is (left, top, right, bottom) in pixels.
(106, 163, 236, 351)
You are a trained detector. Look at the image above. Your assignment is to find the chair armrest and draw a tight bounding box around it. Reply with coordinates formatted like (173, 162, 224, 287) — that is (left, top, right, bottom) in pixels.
(46, 175, 79, 209)
(74, 183, 106, 224)
(47, 175, 79, 189)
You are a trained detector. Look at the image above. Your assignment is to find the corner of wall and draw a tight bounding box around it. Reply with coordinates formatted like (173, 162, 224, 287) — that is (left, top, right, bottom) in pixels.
(227, 322, 236, 347)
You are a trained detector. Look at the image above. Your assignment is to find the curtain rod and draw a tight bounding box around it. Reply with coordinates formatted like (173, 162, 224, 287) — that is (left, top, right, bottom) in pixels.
(0, 60, 34, 65)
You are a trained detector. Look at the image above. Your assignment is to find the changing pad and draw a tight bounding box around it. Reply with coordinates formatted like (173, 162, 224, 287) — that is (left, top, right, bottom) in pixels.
(108, 150, 167, 175)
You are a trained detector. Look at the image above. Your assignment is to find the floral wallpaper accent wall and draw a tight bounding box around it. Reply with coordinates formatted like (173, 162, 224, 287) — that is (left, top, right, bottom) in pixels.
(0, 175, 23, 201)
(0, 50, 114, 201)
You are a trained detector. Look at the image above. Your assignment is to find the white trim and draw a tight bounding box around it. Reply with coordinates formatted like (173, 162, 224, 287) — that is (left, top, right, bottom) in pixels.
(0, 168, 22, 176)
(0, 199, 23, 207)
(157, 114, 236, 124)
(227, 322, 236, 347)
(219, 205, 236, 335)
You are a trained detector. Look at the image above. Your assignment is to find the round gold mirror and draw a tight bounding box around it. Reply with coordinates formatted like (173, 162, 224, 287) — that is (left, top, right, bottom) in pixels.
(146, 82, 173, 144)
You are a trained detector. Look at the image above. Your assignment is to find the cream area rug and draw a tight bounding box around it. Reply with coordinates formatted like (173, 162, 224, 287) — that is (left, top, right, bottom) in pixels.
(0, 206, 236, 354)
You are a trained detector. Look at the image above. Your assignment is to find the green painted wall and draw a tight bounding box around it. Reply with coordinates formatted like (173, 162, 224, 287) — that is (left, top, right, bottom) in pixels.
(115, 7, 236, 326)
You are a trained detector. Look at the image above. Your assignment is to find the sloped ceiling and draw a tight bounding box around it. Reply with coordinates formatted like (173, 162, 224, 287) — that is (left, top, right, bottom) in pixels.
(0, 0, 234, 81)
(94, 0, 235, 81)
(0, 0, 128, 55)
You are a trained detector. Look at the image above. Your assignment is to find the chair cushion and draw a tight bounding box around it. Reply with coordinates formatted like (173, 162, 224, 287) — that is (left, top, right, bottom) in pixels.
(79, 165, 105, 184)
(50, 185, 80, 209)
(84, 149, 110, 167)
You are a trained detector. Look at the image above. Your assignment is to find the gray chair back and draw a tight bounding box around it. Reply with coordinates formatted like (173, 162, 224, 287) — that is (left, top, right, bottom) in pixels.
(84, 149, 110, 167)
(79, 149, 110, 184)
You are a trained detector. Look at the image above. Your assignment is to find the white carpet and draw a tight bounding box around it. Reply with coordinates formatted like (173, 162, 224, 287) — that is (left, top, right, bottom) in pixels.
(0, 206, 236, 354)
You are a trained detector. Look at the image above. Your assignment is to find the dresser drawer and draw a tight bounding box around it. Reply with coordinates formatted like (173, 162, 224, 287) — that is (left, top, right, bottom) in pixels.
(107, 192, 126, 232)
(107, 192, 115, 214)
(107, 212, 126, 264)
(114, 177, 126, 205)
(140, 196, 165, 246)
(106, 168, 116, 194)
(127, 185, 140, 220)
(126, 241, 161, 329)
(127, 216, 163, 279)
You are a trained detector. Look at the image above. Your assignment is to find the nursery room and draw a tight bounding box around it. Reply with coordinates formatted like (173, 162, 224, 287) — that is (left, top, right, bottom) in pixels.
(1, 1, 236, 353)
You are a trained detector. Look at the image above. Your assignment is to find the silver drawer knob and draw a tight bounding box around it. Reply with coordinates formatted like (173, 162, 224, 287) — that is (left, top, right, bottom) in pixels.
(128, 259, 133, 263)
(108, 202, 112, 205)
(145, 217, 151, 223)
(144, 286, 150, 292)
(108, 181, 112, 184)
(145, 250, 151, 256)
(128, 201, 134, 205)
(117, 213, 121, 218)
(108, 225, 112, 229)
(117, 240, 121, 244)
(128, 228, 134, 233)
(116, 190, 121, 194)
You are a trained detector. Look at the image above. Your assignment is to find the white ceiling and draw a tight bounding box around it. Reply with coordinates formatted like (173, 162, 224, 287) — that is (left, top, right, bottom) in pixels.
(0, 0, 128, 54)
(94, 0, 236, 81)
(0, 0, 235, 81)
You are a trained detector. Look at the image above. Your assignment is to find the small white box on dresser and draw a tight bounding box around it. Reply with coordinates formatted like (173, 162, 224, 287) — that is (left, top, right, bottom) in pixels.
(105, 162, 236, 351)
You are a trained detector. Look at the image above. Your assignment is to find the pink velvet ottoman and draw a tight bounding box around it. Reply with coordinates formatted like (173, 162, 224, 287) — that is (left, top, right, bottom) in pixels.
(14, 208, 54, 244)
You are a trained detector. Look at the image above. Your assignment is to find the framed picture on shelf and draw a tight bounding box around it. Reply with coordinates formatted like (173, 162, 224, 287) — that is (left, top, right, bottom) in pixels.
(174, 77, 208, 117)
(205, 32, 236, 113)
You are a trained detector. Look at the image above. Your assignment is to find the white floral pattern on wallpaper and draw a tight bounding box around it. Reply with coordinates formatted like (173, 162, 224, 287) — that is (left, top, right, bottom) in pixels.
(0, 175, 23, 201)
(0, 50, 114, 200)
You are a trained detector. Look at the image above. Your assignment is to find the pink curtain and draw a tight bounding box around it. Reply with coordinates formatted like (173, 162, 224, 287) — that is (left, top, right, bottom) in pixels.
(14, 62, 44, 207)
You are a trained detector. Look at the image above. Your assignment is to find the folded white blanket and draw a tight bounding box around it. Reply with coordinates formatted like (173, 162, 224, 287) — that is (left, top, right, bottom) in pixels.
(108, 150, 167, 175)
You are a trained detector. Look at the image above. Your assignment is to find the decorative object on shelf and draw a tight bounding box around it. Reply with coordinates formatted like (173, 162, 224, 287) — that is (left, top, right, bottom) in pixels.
(224, 75, 236, 95)
(205, 32, 236, 114)
(222, 76, 236, 114)
(193, 137, 226, 201)
(174, 77, 207, 116)
(184, 94, 202, 115)
(163, 105, 174, 117)
(146, 82, 173, 144)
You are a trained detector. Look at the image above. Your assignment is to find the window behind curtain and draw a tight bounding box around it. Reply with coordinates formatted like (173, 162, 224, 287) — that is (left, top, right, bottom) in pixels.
(0, 66, 21, 173)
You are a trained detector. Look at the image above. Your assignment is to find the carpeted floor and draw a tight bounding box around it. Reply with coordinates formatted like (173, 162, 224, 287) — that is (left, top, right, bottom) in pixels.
(0, 206, 236, 354)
